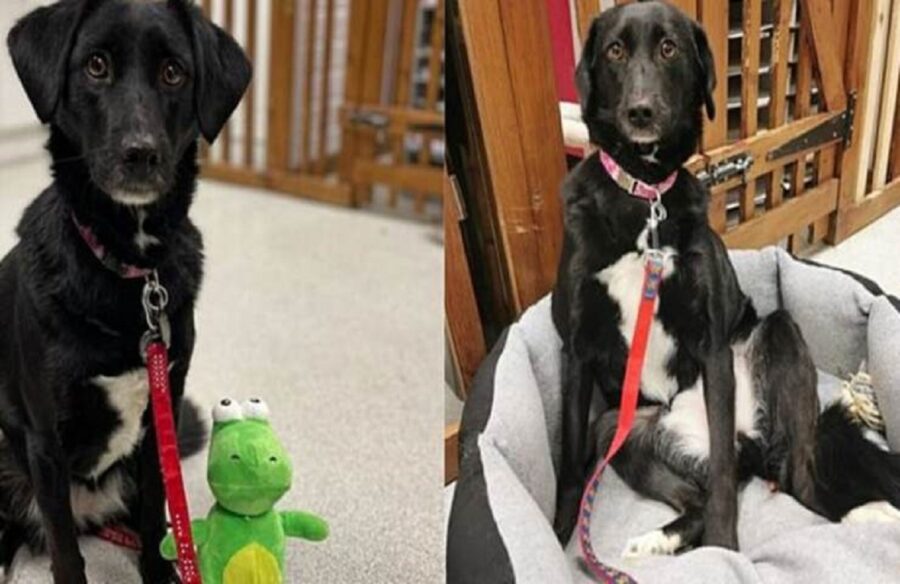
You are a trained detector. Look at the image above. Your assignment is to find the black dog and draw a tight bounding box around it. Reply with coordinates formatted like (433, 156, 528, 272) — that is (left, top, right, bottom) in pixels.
(552, 1, 900, 557)
(1, 1, 250, 582)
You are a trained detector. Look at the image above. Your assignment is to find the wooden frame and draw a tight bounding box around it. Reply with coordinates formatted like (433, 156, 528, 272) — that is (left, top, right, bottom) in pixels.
(457, 0, 566, 313)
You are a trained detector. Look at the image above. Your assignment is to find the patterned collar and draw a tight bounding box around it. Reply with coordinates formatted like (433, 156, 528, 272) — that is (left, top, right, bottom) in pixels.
(599, 149, 678, 200)
(72, 213, 152, 279)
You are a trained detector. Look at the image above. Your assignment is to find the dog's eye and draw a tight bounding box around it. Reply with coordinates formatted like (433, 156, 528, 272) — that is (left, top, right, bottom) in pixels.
(660, 39, 678, 60)
(86, 54, 110, 80)
(161, 60, 186, 87)
(606, 42, 626, 62)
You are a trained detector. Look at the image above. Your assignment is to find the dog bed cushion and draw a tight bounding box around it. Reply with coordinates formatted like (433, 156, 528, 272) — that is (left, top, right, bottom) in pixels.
(446, 247, 900, 584)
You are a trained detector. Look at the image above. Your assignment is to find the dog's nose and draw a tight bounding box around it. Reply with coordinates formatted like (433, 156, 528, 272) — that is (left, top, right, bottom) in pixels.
(627, 102, 655, 128)
(122, 137, 160, 169)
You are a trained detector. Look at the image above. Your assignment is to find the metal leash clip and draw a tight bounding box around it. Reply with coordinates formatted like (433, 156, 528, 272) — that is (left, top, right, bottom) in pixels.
(646, 193, 668, 251)
(141, 270, 171, 358)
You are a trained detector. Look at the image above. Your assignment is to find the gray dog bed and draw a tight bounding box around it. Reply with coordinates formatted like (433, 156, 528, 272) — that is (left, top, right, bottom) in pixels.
(447, 247, 900, 583)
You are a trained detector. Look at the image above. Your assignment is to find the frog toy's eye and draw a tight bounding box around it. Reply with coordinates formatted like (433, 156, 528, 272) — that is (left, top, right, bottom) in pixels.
(213, 398, 244, 423)
(241, 398, 270, 421)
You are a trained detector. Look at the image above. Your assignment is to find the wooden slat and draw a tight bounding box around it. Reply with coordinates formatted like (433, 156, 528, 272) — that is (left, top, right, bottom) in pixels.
(425, 0, 446, 110)
(852, 0, 891, 200)
(388, 0, 419, 203)
(339, 0, 372, 182)
(204, 164, 353, 205)
(445, 172, 486, 392)
(837, 176, 900, 239)
(301, 0, 319, 171)
(315, 0, 336, 175)
(576, 0, 599, 43)
(767, 0, 793, 209)
(739, 0, 761, 222)
(222, 0, 234, 164)
(353, 160, 443, 194)
(243, 0, 256, 168)
(267, 0, 296, 172)
(890, 82, 900, 181)
(459, 0, 566, 311)
(800, 0, 847, 111)
(699, 0, 728, 150)
(834, 0, 878, 242)
(724, 179, 838, 249)
(872, 0, 900, 189)
(708, 190, 727, 233)
(355, 0, 390, 204)
(788, 8, 814, 252)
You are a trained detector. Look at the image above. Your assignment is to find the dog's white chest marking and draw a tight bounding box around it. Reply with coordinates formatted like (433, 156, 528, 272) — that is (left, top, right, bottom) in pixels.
(89, 369, 150, 478)
(660, 340, 760, 459)
(134, 210, 160, 252)
(596, 238, 679, 404)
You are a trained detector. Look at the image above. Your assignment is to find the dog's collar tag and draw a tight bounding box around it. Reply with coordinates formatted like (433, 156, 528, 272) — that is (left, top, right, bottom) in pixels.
(599, 149, 678, 201)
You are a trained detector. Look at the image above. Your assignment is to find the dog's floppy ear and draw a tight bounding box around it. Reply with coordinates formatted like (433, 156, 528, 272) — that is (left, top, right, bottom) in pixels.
(183, 3, 252, 143)
(576, 18, 602, 124)
(691, 21, 716, 121)
(7, 0, 93, 123)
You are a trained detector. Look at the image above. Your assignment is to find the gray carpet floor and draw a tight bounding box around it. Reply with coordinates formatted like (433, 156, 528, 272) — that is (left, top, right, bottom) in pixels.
(0, 157, 443, 583)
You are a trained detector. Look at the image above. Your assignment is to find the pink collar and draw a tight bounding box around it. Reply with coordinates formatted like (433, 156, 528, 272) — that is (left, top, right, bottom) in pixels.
(599, 150, 678, 200)
(72, 214, 152, 279)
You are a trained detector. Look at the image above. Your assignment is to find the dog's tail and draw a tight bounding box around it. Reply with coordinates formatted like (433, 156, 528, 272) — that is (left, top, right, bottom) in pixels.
(813, 401, 900, 521)
(178, 398, 208, 458)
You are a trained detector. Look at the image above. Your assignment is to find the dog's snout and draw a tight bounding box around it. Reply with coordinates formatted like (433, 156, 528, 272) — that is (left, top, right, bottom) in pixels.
(627, 101, 655, 128)
(122, 137, 160, 169)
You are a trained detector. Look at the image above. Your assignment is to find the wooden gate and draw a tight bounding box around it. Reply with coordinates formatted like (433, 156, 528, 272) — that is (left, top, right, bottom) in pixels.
(574, 0, 858, 252)
(340, 0, 445, 217)
(199, 0, 354, 205)
(198, 0, 444, 217)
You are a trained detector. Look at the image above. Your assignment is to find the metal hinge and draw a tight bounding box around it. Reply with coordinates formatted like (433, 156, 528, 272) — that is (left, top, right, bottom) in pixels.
(766, 91, 857, 161)
(696, 153, 754, 188)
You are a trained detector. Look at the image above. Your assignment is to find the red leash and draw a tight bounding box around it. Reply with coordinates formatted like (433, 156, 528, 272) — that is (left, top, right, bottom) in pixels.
(577, 251, 665, 582)
(143, 273, 202, 584)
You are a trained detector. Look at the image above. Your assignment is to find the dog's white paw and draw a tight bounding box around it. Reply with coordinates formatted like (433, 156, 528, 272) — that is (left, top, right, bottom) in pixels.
(621, 529, 681, 559)
(842, 501, 900, 524)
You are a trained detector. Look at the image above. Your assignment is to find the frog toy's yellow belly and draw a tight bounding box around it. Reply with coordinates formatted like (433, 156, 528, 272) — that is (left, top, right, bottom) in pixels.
(223, 543, 282, 584)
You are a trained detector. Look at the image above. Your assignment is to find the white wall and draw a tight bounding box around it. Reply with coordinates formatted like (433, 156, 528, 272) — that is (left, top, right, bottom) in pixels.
(0, 0, 51, 165)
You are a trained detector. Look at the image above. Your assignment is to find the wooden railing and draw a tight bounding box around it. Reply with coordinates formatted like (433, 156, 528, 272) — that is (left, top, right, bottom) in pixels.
(198, 0, 444, 219)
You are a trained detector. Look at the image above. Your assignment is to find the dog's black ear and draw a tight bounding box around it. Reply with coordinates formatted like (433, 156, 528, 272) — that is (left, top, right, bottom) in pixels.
(691, 21, 716, 121)
(184, 5, 252, 142)
(7, 1, 92, 123)
(576, 18, 602, 126)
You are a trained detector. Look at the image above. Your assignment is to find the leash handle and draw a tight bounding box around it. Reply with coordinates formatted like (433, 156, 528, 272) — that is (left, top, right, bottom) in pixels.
(577, 253, 664, 583)
(146, 341, 202, 584)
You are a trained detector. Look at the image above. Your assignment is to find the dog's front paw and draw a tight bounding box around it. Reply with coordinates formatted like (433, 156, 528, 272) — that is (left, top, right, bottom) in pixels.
(622, 529, 681, 559)
(553, 487, 582, 544)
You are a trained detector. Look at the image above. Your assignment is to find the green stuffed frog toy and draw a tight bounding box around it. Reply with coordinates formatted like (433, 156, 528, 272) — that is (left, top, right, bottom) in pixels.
(161, 398, 329, 584)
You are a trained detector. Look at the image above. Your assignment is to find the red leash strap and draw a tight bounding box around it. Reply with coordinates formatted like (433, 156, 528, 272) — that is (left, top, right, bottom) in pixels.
(577, 252, 665, 582)
(146, 341, 202, 584)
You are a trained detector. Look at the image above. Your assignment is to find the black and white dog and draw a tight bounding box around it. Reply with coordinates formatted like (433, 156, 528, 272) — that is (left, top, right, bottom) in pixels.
(0, 1, 250, 582)
(552, 1, 900, 557)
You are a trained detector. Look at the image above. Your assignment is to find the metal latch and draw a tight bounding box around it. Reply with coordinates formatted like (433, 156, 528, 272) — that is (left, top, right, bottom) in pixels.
(348, 110, 389, 129)
(696, 153, 754, 188)
(766, 92, 857, 161)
